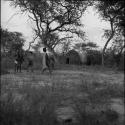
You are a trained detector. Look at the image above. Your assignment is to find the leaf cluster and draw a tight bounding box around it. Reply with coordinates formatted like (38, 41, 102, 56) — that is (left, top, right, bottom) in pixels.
(95, 0, 125, 35)
(10, 0, 89, 50)
(1, 27, 25, 55)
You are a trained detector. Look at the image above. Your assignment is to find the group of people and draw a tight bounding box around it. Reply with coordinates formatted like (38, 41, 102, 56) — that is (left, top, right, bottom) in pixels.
(14, 47, 53, 74)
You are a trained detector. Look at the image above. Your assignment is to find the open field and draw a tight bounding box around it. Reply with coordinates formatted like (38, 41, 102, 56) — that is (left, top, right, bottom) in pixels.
(1, 65, 124, 125)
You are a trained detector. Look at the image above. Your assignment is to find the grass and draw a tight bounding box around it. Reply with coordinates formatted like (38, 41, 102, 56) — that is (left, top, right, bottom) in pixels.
(1, 80, 61, 125)
(1, 65, 124, 125)
(72, 79, 123, 125)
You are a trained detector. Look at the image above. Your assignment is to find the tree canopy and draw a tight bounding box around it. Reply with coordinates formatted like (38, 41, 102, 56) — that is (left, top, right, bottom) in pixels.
(10, 0, 90, 54)
(94, 0, 125, 65)
(1, 27, 25, 56)
(73, 41, 98, 51)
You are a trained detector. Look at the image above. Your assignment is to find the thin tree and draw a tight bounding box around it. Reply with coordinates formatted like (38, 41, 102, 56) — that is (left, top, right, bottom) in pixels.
(1, 27, 25, 56)
(95, 0, 124, 66)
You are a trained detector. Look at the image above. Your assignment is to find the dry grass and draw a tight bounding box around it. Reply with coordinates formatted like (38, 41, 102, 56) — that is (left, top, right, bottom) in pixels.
(1, 65, 124, 125)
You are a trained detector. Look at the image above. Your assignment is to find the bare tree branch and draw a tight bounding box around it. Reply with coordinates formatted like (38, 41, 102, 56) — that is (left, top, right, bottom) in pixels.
(27, 35, 38, 51)
(52, 36, 73, 49)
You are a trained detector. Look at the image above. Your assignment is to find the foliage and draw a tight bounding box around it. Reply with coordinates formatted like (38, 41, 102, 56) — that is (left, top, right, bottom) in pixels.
(73, 41, 98, 51)
(0, 27, 26, 73)
(0, 68, 9, 75)
(105, 47, 124, 70)
(73, 42, 100, 66)
(94, 0, 125, 65)
(95, 0, 125, 41)
(118, 52, 124, 70)
(61, 40, 72, 54)
(86, 50, 102, 65)
(10, 0, 89, 53)
(32, 42, 42, 53)
(103, 34, 124, 69)
(1, 27, 25, 56)
(111, 35, 124, 55)
(95, 0, 125, 29)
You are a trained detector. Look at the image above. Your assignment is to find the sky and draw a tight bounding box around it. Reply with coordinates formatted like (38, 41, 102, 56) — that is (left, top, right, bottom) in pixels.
(1, 0, 111, 50)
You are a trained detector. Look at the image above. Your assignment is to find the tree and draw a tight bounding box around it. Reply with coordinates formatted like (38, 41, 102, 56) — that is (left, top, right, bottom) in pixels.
(73, 41, 98, 51)
(94, 0, 125, 66)
(112, 35, 124, 55)
(10, 0, 89, 57)
(32, 43, 41, 53)
(61, 40, 72, 54)
(1, 27, 25, 56)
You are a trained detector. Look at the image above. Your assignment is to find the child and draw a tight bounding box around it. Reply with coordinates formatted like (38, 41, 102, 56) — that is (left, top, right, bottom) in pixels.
(14, 59, 18, 72)
(14, 50, 24, 73)
(42, 47, 51, 74)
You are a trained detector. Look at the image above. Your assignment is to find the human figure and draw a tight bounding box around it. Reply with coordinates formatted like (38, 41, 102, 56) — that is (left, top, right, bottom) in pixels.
(14, 58, 18, 72)
(14, 50, 24, 72)
(49, 55, 55, 70)
(27, 51, 34, 72)
(42, 47, 51, 74)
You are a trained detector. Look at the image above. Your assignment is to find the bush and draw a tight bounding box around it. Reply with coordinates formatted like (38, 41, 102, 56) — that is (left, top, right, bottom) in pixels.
(118, 53, 124, 71)
(105, 50, 124, 70)
(0, 68, 9, 75)
(1, 57, 14, 74)
(86, 50, 102, 65)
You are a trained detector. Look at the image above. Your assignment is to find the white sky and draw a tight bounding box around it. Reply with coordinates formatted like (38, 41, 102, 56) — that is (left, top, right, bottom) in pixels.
(1, 0, 111, 50)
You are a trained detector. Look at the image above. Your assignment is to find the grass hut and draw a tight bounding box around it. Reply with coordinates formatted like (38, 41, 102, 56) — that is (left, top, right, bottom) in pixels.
(65, 50, 81, 65)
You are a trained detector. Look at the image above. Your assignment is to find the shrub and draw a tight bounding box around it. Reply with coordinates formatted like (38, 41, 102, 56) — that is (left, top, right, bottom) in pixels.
(118, 53, 124, 71)
(86, 50, 102, 65)
(1, 57, 13, 74)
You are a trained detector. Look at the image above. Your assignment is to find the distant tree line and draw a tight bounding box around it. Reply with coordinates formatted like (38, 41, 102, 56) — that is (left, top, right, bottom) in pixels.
(72, 41, 124, 70)
(1, 0, 124, 73)
(1, 27, 25, 57)
(1, 27, 25, 74)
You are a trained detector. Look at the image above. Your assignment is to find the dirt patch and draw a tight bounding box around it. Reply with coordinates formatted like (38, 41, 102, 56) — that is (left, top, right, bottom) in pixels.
(110, 98, 124, 124)
(55, 106, 77, 123)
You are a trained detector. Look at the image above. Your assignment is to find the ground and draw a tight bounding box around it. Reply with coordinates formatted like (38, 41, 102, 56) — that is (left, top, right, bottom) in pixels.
(1, 65, 124, 125)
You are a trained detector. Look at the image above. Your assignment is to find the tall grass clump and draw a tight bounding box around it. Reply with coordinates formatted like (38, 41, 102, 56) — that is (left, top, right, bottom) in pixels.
(72, 78, 123, 125)
(1, 79, 65, 125)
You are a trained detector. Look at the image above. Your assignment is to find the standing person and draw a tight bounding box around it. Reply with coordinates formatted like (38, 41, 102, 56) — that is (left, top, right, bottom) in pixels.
(42, 47, 51, 74)
(14, 50, 19, 72)
(14, 58, 18, 72)
(27, 51, 34, 72)
(14, 50, 24, 73)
